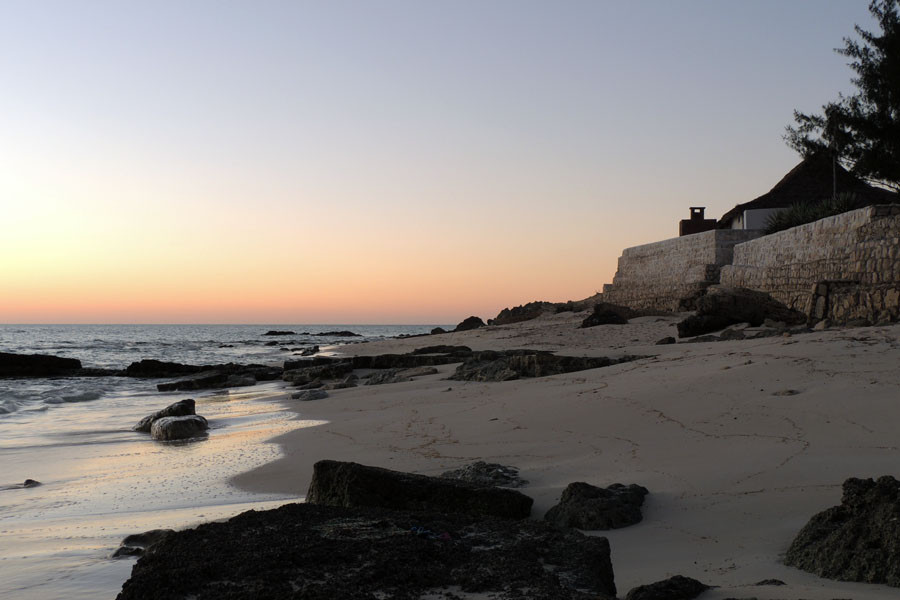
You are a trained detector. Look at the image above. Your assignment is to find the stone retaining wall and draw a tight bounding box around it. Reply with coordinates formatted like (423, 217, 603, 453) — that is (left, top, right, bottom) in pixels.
(600, 230, 761, 311)
(720, 205, 900, 319)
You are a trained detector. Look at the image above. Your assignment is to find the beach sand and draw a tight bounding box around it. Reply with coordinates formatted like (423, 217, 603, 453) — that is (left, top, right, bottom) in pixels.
(233, 310, 900, 599)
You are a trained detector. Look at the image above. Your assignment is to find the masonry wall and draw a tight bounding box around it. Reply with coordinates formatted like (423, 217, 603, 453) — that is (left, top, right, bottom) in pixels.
(720, 205, 900, 321)
(600, 229, 762, 311)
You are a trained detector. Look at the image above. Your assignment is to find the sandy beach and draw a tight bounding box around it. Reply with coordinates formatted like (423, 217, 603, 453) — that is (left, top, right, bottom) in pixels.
(233, 310, 900, 599)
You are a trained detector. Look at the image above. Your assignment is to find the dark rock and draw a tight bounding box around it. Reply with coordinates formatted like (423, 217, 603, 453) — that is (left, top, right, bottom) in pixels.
(441, 461, 528, 488)
(351, 353, 466, 369)
(306, 460, 533, 520)
(450, 351, 644, 382)
(299, 345, 319, 356)
(115, 502, 616, 600)
(294, 378, 323, 390)
(655, 336, 677, 345)
(544, 482, 649, 530)
(156, 370, 227, 392)
(150, 415, 208, 441)
(283, 357, 340, 370)
(491, 301, 555, 326)
(677, 286, 806, 338)
(313, 330, 361, 337)
(264, 340, 279, 346)
(364, 366, 438, 385)
(23, 479, 41, 488)
(753, 579, 785, 586)
(125, 360, 206, 378)
(454, 316, 486, 332)
(625, 575, 709, 600)
(133, 399, 196, 433)
(323, 374, 359, 390)
(0, 352, 82, 377)
(785, 475, 900, 586)
(411, 345, 472, 355)
(580, 302, 638, 328)
(154, 363, 278, 391)
(719, 327, 747, 340)
(430, 327, 447, 334)
(283, 361, 353, 385)
(113, 529, 175, 558)
(676, 314, 736, 338)
(291, 389, 328, 401)
(262, 330, 295, 336)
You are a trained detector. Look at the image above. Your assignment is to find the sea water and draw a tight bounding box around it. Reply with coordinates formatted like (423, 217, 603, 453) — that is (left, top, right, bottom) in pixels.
(0, 324, 442, 599)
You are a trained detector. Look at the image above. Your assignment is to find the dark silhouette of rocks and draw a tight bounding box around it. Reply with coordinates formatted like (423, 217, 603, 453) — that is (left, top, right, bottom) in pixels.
(23, 479, 41, 488)
(430, 326, 446, 334)
(454, 316, 485, 331)
(441, 461, 528, 488)
(115, 502, 616, 600)
(149, 415, 208, 441)
(411, 344, 472, 355)
(0, 352, 82, 377)
(625, 575, 709, 600)
(785, 476, 900, 586)
(313, 330, 361, 337)
(449, 351, 645, 382)
(545, 482, 649, 530)
(133, 399, 196, 432)
(364, 366, 438, 385)
(291, 389, 329, 401)
(491, 301, 556, 325)
(298, 345, 318, 356)
(125, 360, 207, 378)
(282, 361, 353, 385)
(656, 336, 677, 345)
(676, 286, 806, 338)
(580, 302, 639, 328)
(306, 460, 533, 519)
(262, 330, 295, 336)
(133, 362, 281, 391)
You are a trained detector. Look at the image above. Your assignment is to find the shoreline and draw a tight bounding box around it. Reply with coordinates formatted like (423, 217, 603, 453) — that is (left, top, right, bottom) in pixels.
(231, 311, 900, 598)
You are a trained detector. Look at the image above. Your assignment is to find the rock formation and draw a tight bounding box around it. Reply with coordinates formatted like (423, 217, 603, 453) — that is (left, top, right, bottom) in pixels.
(149, 415, 208, 441)
(544, 482, 649, 530)
(133, 399, 196, 432)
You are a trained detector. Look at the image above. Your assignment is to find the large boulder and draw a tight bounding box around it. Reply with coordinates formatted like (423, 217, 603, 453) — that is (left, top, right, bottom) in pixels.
(677, 286, 806, 338)
(115, 502, 616, 600)
(306, 460, 533, 520)
(625, 575, 709, 600)
(125, 360, 206, 378)
(150, 415, 208, 441)
(545, 482, 649, 530)
(454, 316, 486, 331)
(580, 302, 639, 328)
(133, 399, 196, 432)
(0, 352, 82, 377)
(785, 476, 900, 586)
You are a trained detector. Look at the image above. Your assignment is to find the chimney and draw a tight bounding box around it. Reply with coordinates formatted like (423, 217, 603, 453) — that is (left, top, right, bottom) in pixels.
(679, 206, 717, 236)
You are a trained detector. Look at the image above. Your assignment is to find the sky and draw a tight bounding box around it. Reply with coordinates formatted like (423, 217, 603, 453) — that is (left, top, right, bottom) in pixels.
(0, 1, 879, 324)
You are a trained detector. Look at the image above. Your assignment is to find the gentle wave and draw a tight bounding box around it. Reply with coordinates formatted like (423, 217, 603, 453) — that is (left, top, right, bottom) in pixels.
(45, 391, 103, 404)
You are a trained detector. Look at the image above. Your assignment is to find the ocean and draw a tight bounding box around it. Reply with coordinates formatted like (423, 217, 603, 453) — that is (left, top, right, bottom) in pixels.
(0, 324, 443, 599)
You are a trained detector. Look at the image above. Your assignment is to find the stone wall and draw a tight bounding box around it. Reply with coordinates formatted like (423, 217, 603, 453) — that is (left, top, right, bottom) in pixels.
(600, 229, 762, 311)
(720, 205, 900, 320)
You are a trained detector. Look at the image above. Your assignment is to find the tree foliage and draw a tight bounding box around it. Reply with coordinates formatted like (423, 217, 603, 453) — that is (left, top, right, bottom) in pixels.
(785, 0, 900, 192)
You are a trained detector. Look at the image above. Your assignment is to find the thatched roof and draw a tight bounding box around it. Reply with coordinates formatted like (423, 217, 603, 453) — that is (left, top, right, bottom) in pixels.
(717, 155, 898, 227)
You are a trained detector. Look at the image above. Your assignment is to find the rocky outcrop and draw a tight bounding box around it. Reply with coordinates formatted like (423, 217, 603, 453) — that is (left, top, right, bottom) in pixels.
(449, 351, 643, 382)
(441, 461, 528, 488)
(282, 361, 353, 385)
(156, 370, 255, 392)
(430, 327, 446, 334)
(785, 476, 900, 586)
(298, 345, 318, 356)
(306, 460, 534, 520)
(364, 366, 438, 385)
(133, 399, 196, 432)
(125, 360, 207, 378)
(115, 502, 616, 600)
(313, 330, 361, 337)
(454, 316, 486, 331)
(545, 482, 649, 530)
(625, 575, 709, 600)
(491, 301, 555, 326)
(580, 302, 638, 328)
(676, 286, 806, 338)
(291, 389, 329, 401)
(150, 415, 208, 441)
(0, 352, 82, 377)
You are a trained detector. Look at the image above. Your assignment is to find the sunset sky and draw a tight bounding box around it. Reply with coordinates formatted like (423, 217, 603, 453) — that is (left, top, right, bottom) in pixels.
(0, 1, 876, 324)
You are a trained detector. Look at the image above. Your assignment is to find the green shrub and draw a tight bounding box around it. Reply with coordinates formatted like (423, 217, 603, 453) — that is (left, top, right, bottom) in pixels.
(764, 193, 862, 234)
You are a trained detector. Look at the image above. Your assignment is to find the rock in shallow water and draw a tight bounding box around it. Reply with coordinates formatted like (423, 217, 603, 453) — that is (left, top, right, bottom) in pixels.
(0, 352, 82, 377)
(785, 475, 900, 586)
(133, 399, 196, 432)
(150, 415, 208, 441)
(625, 575, 709, 600)
(115, 503, 616, 600)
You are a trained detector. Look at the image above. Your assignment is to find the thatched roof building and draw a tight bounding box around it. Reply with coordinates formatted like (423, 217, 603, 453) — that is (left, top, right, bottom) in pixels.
(718, 154, 898, 230)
